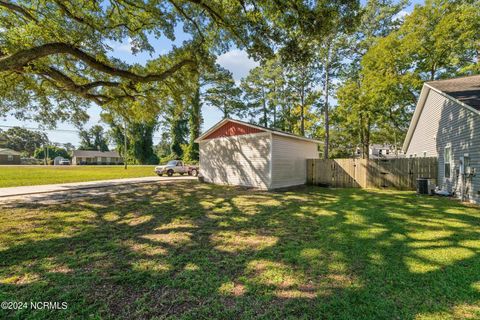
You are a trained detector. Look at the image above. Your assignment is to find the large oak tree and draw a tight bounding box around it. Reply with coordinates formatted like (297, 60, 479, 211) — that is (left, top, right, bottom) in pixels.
(0, 0, 359, 126)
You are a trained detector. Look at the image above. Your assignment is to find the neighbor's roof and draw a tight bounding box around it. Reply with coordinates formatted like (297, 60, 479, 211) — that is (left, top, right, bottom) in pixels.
(426, 75, 480, 110)
(370, 144, 398, 150)
(72, 150, 121, 157)
(0, 148, 21, 156)
(195, 118, 322, 144)
(403, 74, 480, 152)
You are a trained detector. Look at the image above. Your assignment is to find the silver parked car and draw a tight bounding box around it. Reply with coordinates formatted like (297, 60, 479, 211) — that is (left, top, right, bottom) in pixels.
(59, 159, 71, 165)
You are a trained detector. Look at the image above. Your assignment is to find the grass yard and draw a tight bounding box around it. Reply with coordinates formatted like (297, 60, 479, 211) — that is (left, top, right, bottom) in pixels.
(0, 165, 157, 188)
(1, 183, 479, 319)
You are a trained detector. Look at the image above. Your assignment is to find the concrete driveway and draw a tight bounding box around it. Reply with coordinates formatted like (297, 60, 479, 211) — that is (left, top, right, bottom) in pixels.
(0, 176, 196, 203)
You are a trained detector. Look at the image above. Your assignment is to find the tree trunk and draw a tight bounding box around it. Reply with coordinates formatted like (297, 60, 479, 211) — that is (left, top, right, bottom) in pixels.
(300, 84, 305, 136)
(124, 121, 128, 169)
(262, 87, 268, 127)
(188, 83, 202, 160)
(324, 57, 330, 159)
(359, 114, 365, 159)
(272, 80, 277, 127)
(223, 99, 228, 119)
(365, 116, 371, 160)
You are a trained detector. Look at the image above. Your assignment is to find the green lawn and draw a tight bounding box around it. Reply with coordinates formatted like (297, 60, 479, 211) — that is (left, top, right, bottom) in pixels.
(0, 165, 157, 188)
(1, 183, 479, 319)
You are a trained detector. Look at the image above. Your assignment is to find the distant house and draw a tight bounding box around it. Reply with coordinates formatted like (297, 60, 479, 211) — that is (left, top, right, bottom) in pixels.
(353, 145, 404, 159)
(403, 75, 480, 204)
(0, 148, 21, 165)
(71, 150, 123, 165)
(369, 144, 405, 159)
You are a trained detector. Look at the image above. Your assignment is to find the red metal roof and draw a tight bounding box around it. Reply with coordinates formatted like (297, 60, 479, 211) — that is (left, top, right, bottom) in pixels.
(203, 121, 266, 140)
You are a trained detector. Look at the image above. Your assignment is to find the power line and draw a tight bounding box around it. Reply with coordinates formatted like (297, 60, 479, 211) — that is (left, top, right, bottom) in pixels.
(0, 124, 164, 139)
(0, 124, 78, 133)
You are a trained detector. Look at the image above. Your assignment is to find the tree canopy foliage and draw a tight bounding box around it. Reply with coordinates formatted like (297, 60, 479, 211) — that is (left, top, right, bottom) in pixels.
(33, 145, 70, 160)
(335, 0, 480, 158)
(0, 126, 48, 156)
(0, 0, 359, 126)
(78, 125, 109, 151)
(3, 0, 479, 163)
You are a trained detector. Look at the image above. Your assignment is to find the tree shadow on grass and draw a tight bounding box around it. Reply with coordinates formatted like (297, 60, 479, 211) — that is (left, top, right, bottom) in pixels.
(0, 183, 479, 319)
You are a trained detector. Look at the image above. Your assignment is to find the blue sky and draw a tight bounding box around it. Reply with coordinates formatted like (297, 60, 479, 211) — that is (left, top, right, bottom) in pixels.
(1, 0, 424, 147)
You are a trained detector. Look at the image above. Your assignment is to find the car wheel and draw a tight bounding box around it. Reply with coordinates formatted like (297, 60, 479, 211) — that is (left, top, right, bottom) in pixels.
(167, 169, 174, 177)
(157, 173, 163, 177)
(190, 169, 198, 177)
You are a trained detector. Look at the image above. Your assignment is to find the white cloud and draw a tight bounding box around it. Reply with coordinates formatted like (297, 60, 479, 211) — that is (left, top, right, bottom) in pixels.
(108, 37, 134, 54)
(217, 50, 259, 81)
(393, 10, 410, 21)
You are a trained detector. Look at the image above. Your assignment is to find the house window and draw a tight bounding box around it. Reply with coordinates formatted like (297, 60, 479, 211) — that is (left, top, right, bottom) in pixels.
(444, 146, 452, 178)
(97, 157, 102, 163)
(106, 157, 111, 163)
(7, 155, 13, 161)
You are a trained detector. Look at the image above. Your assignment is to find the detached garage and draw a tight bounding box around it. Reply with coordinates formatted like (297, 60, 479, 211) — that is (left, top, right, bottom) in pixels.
(196, 118, 320, 190)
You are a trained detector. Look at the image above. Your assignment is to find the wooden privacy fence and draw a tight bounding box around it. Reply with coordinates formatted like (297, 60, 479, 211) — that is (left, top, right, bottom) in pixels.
(307, 157, 438, 190)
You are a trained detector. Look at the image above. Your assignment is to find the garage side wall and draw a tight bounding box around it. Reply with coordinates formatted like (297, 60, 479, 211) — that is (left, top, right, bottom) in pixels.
(270, 135, 318, 189)
(199, 133, 271, 189)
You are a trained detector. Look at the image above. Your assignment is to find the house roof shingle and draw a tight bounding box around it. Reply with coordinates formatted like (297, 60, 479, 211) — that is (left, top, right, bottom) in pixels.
(72, 150, 121, 158)
(427, 75, 480, 110)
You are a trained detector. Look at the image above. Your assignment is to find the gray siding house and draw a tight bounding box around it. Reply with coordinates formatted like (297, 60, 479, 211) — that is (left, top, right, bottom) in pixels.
(403, 75, 480, 204)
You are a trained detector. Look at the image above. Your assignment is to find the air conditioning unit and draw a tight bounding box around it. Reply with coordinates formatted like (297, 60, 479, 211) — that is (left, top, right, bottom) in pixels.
(427, 179, 437, 195)
(417, 178, 437, 195)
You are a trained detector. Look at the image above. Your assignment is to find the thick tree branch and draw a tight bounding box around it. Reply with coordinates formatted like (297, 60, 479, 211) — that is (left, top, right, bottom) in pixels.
(0, 43, 196, 82)
(0, 0, 37, 22)
(38, 66, 112, 105)
(81, 80, 122, 90)
(35, 65, 159, 105)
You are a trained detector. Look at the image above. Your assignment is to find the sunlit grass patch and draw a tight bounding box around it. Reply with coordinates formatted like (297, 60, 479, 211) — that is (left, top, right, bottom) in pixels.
(219, 281, 246, 296)
(131, 259, 171, 273)
(408, 230, 454, 240)
(0, 165, 157, 187)
(246, 259, 301, 289)
(211, 231, 278, 252)
(124, 240, 167, 256)
(141, 232, 192, 246)
(119, 213, 154, 226)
